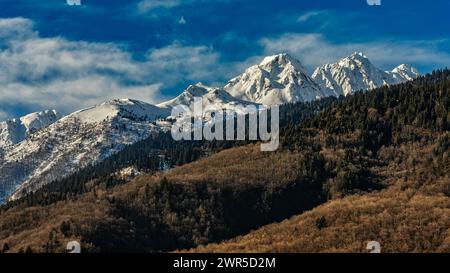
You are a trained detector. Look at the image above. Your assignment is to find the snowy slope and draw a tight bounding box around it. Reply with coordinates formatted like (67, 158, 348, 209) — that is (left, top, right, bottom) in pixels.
(157, 83, 211, 109)
(158, 83, 260, 117)
(158, 83, 261, 138)
(312, 52, 420, 97)
(223, 53, 326, 105)
(391, 64, 420, 82)
(0, 99, 170, 203)
(0, 110, 61, 149)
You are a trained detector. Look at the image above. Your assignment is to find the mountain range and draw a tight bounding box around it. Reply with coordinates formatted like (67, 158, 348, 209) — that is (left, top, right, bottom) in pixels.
(0, 52, 419, 203)
(0, 99, 169, 203)
(0, 69, 447, 253)
(312, 52, 420, 97)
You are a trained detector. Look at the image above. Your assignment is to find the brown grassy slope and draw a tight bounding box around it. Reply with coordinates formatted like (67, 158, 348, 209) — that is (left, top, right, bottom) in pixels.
(0, 144, 313, 253)
(125, 144, 307, 189)
(188, 187, 450, 253)
(186, 139, 450, 253)
(0, 196, 108, 252)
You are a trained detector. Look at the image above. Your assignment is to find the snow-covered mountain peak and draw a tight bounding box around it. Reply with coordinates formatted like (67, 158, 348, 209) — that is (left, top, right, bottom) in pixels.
(351, 51, 368, 59)
(19, 109, 61, 133)
(103, 98, 139, 106)
(259, 53, 308, 74)
(184, 83, 211, 96)
(391, 64, 420, 81)
(203, 87, 256, 106)
(157, 83, 211, 109)
(337, 52, 375, 70)
(69, 98, 169, 124)
(0, 109, 61, 149)
(312, 53, 420, 97)
(224, 53, 324, 105)
(158, 82, 258, 111)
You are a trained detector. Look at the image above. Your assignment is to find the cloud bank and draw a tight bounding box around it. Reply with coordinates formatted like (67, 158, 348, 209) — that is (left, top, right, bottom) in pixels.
(260, 33, 450, 73)
(1, 15, 449, 120)
(0, 17, 225, 119)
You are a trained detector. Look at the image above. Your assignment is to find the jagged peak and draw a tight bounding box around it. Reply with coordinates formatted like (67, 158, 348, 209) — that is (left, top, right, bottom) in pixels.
(391, 64, 420, 81)
(183, 83, 211, 97)
(0, 109, 61, 148)
(101, 98, 140, 106)
(259, 53, 307, 73)
(68, 98, 168, 124)
(19, 109, 61, 131)
(392, 64, 419, 74)
(338, 52, 373, 67)
(260, 53, 293, 65)
(350, 51, 368, 59)
(2, 109, 60, 124)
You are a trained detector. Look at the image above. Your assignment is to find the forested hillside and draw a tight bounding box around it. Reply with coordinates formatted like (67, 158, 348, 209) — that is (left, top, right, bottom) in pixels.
(0, 69, 448, 253)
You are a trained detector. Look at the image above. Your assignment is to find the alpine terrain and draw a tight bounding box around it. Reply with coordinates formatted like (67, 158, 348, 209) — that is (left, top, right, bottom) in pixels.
(0, 110, 61, 150)
(0, 52, 419, 204)
(0, 99, 170, 203)
(312, 52, 420, 97)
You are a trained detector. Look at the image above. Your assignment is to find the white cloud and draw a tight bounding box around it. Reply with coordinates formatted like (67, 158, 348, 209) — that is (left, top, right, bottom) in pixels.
(146, 42, 222, 82)
(136, 0, 230, 14)
(0, 17, 228, 117)
(297, 11, 323, 22)
(260, 33, 450, 72)
(0, 18, 163, 115)
(137, 0, 181, 13)
(0, 17, 36, 41)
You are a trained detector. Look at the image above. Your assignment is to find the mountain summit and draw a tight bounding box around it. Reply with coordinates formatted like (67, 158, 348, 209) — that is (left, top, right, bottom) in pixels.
(312, 52, 420, 97)
(391, 64, 420, 81)
(159, 83, 258, 109)
(0, 110, 61, 149)
(224, 53, 325, 105)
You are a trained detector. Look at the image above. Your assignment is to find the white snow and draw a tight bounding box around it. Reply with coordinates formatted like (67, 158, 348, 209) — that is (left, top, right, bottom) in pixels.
(312, 52, 420, 97)
(157, 83, 211, 109)
(70, 98, 169, 123)
(224, 53, 326, 105)
(159, 83, 260, 119)
(391, 64, 420, 81)
(0, 109, 61, 149)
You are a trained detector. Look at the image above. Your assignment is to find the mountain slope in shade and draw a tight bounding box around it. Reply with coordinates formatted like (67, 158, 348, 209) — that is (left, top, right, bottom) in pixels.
(0, 110, 61, 149)
(224, 53, 327, 105)
(0, 99, 170, 203)
(312, 52, 420, 97)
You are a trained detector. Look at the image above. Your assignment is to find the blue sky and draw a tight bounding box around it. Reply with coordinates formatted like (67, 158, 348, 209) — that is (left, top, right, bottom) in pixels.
(0, 0, 449, 119)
